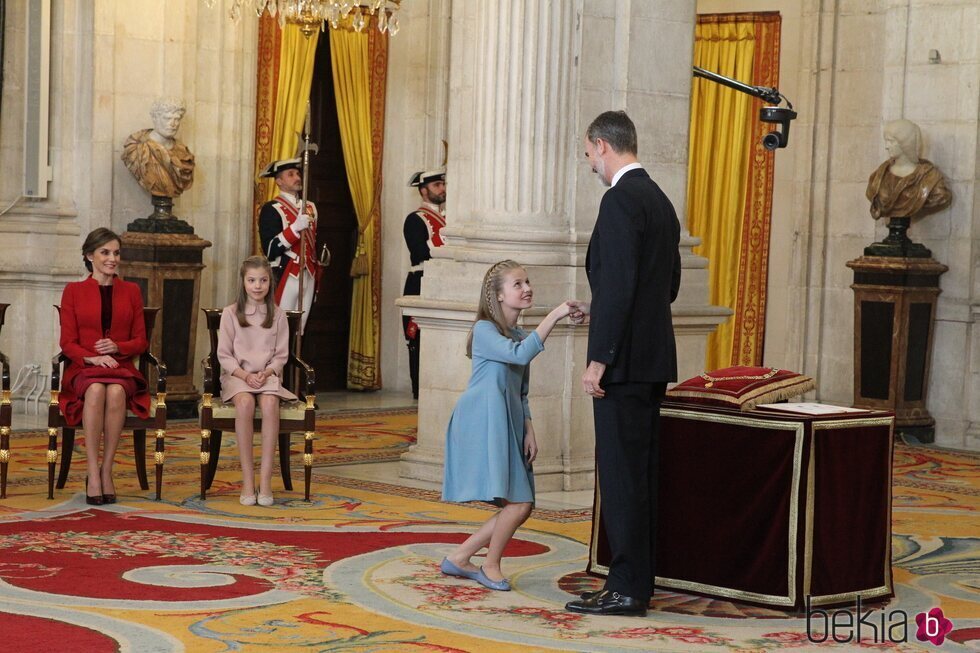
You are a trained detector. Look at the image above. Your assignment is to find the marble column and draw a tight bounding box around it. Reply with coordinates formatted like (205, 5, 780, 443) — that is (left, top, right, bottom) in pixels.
(399, 0, 727, 490)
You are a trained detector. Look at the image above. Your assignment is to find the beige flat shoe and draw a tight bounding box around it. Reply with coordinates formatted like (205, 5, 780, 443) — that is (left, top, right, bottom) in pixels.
(257, 493, 274, 507)
(239, 494, 257, 506)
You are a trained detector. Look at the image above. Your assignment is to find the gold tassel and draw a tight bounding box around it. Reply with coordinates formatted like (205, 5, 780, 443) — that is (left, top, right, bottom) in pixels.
(350, 240, 369, 277)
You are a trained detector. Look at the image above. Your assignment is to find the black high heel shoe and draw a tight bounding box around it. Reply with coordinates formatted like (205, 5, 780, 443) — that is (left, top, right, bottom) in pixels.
(85, 476, 104, 506)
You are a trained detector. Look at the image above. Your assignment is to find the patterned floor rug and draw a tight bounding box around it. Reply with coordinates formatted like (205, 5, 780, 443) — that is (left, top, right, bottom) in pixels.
(0, 408, 977, 651)
(0, 406, 418, 497)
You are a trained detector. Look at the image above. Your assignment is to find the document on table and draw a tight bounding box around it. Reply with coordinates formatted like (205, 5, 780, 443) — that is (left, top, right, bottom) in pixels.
(755, 402, 871, 415)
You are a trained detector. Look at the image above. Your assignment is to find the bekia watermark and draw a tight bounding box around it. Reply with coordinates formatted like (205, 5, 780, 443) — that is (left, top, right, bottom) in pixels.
(806, 596, 953, 646)
(915, 607, 954, 646)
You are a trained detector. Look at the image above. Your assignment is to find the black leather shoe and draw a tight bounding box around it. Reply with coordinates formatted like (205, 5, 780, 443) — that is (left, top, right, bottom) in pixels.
(565, 590, 647, 616)
(85, 476, 104, 506)
(579, 589, 600, 600)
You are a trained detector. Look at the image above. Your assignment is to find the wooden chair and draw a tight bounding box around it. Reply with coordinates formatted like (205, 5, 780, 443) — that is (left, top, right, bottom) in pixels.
(48, 306, 168, 500)
(0, 303, 10, 498)
(198, 308, 316, 501)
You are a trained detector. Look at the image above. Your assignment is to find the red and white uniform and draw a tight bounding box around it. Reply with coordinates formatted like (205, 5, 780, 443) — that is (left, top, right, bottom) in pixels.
(258, 191, 319, 331)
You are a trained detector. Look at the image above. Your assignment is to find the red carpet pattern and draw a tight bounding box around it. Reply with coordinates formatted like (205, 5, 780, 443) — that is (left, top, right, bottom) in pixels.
(0, 408, 976, 651)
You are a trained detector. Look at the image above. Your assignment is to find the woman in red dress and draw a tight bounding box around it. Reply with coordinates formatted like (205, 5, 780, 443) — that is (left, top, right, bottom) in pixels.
(59, 228, 150, 505)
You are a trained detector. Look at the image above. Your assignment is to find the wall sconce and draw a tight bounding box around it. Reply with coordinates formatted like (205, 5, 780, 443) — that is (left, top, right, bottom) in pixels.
(928, 49, 941, 64)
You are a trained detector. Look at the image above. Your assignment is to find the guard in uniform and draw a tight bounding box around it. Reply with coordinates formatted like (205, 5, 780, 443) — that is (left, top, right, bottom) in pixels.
(403, 169, 446, 399)
(258, 157, 320, 332)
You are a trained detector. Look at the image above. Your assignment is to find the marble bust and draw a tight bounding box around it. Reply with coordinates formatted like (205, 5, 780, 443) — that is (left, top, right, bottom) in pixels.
(121, 98, 196, 198)
(866, 119, 951, 221)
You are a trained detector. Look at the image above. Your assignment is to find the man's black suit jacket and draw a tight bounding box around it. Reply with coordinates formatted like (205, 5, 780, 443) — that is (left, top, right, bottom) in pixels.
(585, 167, 681, 385)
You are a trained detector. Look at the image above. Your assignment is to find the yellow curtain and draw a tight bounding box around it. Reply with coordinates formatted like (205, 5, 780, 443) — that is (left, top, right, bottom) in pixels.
(730, 16, 780, 367)
(251, 14, 282, 252)
(687, 18, 757, 370)
(330, 23, 386, 390)
(260, 26, 320, 206)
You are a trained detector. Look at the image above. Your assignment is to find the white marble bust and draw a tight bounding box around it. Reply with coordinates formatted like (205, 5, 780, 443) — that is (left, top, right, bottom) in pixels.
(121, 98, 196, 198)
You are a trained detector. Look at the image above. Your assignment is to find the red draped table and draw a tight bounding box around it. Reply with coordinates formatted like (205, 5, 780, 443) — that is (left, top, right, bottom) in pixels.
(587, 402, 895, 609)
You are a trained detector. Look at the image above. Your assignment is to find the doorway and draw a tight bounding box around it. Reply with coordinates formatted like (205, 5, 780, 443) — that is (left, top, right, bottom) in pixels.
(303, 35, 358, 390)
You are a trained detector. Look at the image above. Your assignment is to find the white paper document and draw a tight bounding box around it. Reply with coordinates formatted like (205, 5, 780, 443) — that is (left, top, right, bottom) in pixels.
(755, 402, 870, 415)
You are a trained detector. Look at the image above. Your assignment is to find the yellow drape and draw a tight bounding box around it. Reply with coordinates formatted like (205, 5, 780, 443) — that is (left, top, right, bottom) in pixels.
(329, 25, 383, 390)
(261, 26, 320, 205)
(251, 14, 282, 252)
(687, 20, 757, 371)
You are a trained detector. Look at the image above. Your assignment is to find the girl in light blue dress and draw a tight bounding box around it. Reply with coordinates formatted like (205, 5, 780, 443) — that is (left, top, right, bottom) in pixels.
(441, 260, 572, 591)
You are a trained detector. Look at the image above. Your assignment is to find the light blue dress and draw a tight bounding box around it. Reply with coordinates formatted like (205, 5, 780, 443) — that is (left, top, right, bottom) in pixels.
(442, 320, 544, 506)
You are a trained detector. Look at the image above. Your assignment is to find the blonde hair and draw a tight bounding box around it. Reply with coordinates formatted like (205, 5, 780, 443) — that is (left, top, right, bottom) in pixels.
(466, 260, 525, 358)
(235, 256, 276, 328)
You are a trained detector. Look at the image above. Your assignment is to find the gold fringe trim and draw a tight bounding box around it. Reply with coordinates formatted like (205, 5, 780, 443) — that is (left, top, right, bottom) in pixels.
(667, 376, 815, 410)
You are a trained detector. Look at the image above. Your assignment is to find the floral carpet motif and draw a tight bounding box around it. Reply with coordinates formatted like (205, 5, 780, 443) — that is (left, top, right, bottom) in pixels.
(0, 408, 977, 651)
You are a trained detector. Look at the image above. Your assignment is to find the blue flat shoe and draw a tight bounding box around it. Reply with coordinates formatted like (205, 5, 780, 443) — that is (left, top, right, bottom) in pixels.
(440, 557, 479, 580)
(475, 567, 511, 591)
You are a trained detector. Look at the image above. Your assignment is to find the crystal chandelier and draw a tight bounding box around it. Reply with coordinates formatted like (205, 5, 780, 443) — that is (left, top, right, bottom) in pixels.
(205, 0, 402, 38)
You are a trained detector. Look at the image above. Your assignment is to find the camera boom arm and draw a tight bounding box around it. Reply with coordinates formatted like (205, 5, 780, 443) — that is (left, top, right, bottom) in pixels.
(693, 66, 786, 106)
(692, 66, 798, 150)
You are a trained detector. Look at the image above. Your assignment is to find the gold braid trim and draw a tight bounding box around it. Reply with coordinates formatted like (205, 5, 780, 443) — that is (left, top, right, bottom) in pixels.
(699, 367, 779, 388)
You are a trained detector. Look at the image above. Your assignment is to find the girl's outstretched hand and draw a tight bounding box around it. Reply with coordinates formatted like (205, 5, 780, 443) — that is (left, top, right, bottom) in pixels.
(550, 302, 572, 320)
(566, 300, 589, 325)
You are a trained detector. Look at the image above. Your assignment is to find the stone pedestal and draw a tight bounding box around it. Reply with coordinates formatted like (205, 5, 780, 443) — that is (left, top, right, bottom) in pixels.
(863, 217, 931, 258)
(847, 256, 948, 442)
(121, 231, 212, 418)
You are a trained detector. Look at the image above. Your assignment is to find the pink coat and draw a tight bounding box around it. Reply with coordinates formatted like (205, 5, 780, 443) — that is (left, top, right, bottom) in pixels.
(217, 303, 297, 402)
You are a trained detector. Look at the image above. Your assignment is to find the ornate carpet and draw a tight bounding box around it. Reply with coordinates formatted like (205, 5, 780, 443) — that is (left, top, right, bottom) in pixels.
(0, 408, 977, 651)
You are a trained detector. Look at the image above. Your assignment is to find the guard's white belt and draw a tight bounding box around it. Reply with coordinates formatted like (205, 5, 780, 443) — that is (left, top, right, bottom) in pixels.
(409, 264, 424, 272)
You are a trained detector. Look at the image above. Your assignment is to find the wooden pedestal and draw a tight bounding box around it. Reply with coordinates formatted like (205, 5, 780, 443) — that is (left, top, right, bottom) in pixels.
(122, 232, 212, 418)
(847, 256, 947, 442)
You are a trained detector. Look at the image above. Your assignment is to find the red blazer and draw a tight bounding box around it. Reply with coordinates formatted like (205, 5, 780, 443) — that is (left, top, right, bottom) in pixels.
(59, 276, 150, 425)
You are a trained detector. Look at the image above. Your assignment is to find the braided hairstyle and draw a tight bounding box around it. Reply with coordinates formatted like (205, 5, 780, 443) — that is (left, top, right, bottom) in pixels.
(466, 259, 525, 358)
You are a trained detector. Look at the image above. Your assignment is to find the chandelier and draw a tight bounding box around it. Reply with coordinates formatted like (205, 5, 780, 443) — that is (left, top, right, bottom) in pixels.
(205, 0, 402, 38)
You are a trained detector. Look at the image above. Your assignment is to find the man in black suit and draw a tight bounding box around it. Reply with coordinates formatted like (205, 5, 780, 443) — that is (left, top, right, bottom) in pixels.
(402, 170, 447, 399)
(565, 110, 682, 617)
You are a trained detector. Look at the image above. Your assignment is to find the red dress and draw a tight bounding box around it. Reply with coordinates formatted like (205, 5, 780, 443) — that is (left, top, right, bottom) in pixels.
(58, 276, 150, 426)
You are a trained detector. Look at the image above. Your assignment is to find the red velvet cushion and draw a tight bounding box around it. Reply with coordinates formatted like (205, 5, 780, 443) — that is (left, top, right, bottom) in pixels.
(666, 366, 815, 410)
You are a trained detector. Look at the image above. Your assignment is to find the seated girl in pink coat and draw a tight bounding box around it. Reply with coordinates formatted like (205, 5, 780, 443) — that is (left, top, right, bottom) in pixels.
(217, 256, 296, 506)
